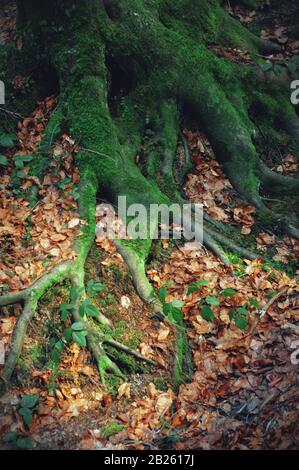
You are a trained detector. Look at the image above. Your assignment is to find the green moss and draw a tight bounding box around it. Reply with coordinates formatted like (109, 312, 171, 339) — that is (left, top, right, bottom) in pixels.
(98, 293, 117, 308)
(28, 346, 43, 366)
(172, 324, 193, 390)
(154, 377, 168, 392)
(103, 374, 122, 395)
(102, 422, 125, 439)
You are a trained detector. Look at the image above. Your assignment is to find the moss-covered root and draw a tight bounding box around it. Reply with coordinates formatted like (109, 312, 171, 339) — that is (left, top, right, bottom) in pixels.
(70, 271, 123, 384)
(188, 80, 298, 238)
(0, 260, 72, 392)
(0, 167, 155, 391)
(114, 239, 165, 319)
(171, 323, 193, 390)
(257, 159, 299, 195)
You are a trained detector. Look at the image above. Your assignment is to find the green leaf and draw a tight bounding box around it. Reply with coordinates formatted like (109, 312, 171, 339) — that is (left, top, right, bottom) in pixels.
(158, 287, 167, 303)
(70, 286, 84, 303)
(221, 288, 236, 297)
(206, 296, 220, 306)
(79, 299, 100, 318)
(54, 340, 64, 352)
(237, 307, 250, 315)
(50, 339, 64, 364)
(249, 298, 259, 309)
(171, 299, 184, 308)
(59, 303, 73, 321)
(13, 154, 33, 169)
(56, 177, 72, 189)
(187, 279, 208, 295)
(87, 280, 105, 297)
(163, 303, 171, 316)
(261, 62, 273, 72)
(20, 394, 39, 409)
(16, 170, 26, 178)
(19, 407, 33, 425)
(288, 62, 297, 75)
(234, 315, 247, 330)
(50, 349, 61, 365)
(170, 306, 184, 322)
(267, 290, 277, 299)
(16, 436, 34, 449)
(0, 134, 16, 148)
(63, 327, 72, 342)
(201, 305, 214, 322)
(71, 321, 86, 331)
(3, 431, 17, 443)
(0, 154, 8, 165)
(229, 309, 236, 320)
(72, 331, 87, 347)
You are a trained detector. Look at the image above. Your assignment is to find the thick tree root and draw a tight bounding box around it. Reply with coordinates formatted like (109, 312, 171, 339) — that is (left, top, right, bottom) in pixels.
(0, 258, 157, 393)
(258, 160, 299, 195)
(0, 262, 71, 392)
(0, 175, 158, 393)
(205, 226, 259, 260)
(114, 239, 165, 319)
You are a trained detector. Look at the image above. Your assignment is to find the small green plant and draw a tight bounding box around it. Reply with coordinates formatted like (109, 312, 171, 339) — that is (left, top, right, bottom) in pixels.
(287, 55, 299, 75)
(79, 298, 101, 318)
(19, 394, 40, 425)
(86, 279, 106, 297)
(3, 432, 34, 449)
(186, 280, 258, 330)
(0, 132, 17, 149)
(187, 279, 209, 295)
(56, 177, 72, 190)
(70, 321, 88, 347)
(157, 284, 184, 322)
(0, 154, 8, 166)
(59, 301, 74, 321)
(57, 281, 106, 349)
(13, 154, 33, 169)
(102, 422, 125, 439)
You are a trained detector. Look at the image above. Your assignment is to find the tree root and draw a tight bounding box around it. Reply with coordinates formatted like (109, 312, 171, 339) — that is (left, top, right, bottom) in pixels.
(205, 226, 259, 260)
(0, 257, 158, 393)
(0, 173, 159, 393)
(114, 239, 165, 319)
(0, 261, 72, 391)
(176, 132, 193, 185)
(258, 159, 299, 194)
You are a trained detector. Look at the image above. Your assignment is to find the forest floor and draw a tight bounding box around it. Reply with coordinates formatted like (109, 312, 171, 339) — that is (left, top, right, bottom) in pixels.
(0, 1, 298, 450)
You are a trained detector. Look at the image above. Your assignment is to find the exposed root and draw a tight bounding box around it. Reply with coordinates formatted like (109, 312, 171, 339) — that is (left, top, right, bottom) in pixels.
(203, 231, 231, 266)
(176, 132, 193, 185)
(206, 226, 259, 260)
(0, 261, 72, 392)
(0, 290, 27, 308)
(258, 159, 299, 194)
(104, 338, 158, 367)
(0, 171, 159, 391)
(114, 239, 165, 319)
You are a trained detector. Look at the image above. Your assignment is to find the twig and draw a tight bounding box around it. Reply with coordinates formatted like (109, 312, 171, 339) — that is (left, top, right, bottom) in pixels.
(248, 286, 289, 337)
